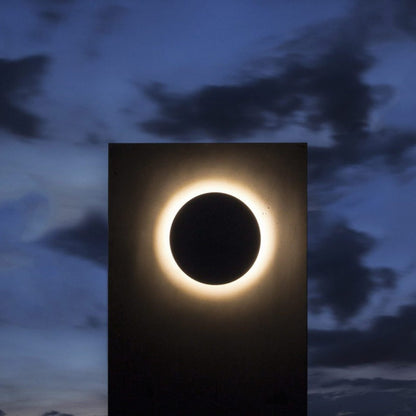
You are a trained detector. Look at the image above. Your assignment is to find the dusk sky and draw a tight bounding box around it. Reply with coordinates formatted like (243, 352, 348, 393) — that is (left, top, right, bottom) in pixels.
(0, 0, 415, 415)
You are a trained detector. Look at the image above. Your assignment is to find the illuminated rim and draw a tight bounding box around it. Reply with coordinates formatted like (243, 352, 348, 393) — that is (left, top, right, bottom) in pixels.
(154, 179, 276, 299)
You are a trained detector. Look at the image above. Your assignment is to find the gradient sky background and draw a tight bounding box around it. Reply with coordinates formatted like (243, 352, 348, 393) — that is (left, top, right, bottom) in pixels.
(0, 0, 415, 415)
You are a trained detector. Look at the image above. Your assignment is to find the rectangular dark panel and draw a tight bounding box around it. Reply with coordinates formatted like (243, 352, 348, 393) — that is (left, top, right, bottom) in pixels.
(109, 143, 307, 415)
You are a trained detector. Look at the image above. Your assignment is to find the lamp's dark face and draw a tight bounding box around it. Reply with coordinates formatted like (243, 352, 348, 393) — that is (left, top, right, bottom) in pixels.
(169, 192, 261, 285)
(109, 143, 307, 415)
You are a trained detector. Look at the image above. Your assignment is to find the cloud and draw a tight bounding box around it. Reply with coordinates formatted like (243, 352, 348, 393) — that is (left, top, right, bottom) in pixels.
(42, 411, 74, 416)
(395, 0, 416, 37)
(140, 75, 304, 139)
(32, 0, 76, 25)
(0, 195, 106, 330)
(139, 1, 416, 184)
(140, 58, 414, 183)
(0, 193, 49, 244)
(0, 242, 106, 329)
(308, 215, 398, 322)
(309, 303, 416, 367)
(41, 211, 107, 266)
(0, 410, 5, 416)
(0, 55, 49, 138)
(350, 0, 416, 41)
(140, 39, 378, 140)
(309, 390, 416, 416)
(321, 377, 416, 391)
(38, 9, 65, 24)
(81, 131, 112, 147)
(308, 128, 416, 181)
(78, 314, 106, 330)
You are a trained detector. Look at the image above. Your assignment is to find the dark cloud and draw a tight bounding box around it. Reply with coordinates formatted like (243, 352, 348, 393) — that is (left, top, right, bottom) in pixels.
(140, 75, 303, 139)
(140, 40, 377, 140)
(285, 0, 416, 52)
(395, 0, 416, 36)
(80, 132, 111, 147)
(351, 0, 416, 40)
(309, 391, 416, 416)
(139, 1, 416, 184)
(309, 303, 416, 367)
(79, 314, 106, 330)
(32, 0, 75, 25)
(42, 411, 74, 416)
(140, 46, 414, 182)
(309, 128, 416, 181)
(366, 128, 416, 173)
(321, 377, 416, 391)
(41, 211, 107, 266)
(308, 216, 398, 322)
(38, 9, 65, 24)
(0, 55, 49, 138)
(0, 410, 5, 416)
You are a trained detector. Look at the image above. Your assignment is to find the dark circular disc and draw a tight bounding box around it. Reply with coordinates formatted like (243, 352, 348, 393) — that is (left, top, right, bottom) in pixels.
(169, 192, 261, 285)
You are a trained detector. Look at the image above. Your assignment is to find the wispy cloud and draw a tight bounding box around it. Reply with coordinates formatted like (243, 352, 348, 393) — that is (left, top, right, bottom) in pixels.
(0, 55, 49, 138)
(41, 211, 107, 267)
(42, 411, 74, 416)
(309, 303, 416, 367)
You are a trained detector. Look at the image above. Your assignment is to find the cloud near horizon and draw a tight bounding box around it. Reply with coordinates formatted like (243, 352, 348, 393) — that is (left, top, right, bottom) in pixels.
(42, 411, 74, 416)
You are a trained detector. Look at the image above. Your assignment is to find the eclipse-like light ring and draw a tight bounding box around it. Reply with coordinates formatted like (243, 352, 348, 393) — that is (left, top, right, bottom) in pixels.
(154, 179, 276, 299)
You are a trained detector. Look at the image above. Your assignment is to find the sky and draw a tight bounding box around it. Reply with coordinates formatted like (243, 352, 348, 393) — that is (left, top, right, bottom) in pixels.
(0, 0, 415, 414)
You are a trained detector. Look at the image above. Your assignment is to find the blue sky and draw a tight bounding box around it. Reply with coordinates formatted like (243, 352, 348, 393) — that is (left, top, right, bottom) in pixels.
(0, 0, 415, 414)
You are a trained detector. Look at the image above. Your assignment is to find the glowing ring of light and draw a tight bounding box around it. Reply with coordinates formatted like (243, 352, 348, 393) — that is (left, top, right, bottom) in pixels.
(154, 179, 276, 300)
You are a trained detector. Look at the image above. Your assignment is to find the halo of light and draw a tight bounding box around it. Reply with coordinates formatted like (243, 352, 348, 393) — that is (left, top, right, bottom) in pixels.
(154, 179, 277, 299)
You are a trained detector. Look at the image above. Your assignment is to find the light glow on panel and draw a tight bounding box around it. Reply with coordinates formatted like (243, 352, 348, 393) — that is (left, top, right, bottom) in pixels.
(154, 178, 277, 300)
